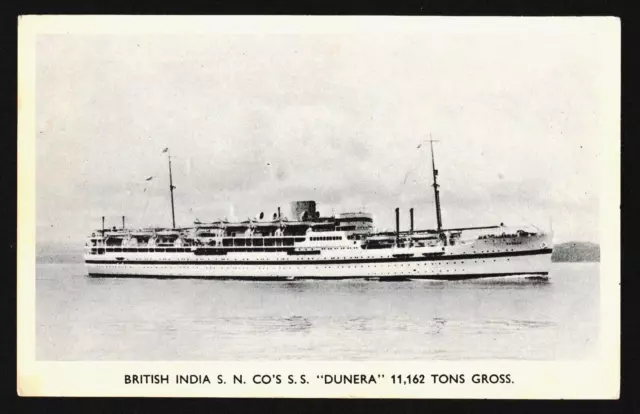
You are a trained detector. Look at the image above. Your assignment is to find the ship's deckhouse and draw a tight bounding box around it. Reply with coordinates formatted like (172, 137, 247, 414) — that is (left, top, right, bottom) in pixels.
(86, 200, 381, 255)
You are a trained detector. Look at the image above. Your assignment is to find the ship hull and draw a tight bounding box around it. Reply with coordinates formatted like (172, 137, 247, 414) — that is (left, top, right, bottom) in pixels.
(84, 247, 553, 280)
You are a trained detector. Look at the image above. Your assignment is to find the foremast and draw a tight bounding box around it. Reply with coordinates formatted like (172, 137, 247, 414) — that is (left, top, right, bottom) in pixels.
(165, 148, 177, 229)
(428, 139, 443, 234)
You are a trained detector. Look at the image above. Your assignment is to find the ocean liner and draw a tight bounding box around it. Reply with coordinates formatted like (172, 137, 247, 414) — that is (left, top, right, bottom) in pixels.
(84, 142, 553, 280)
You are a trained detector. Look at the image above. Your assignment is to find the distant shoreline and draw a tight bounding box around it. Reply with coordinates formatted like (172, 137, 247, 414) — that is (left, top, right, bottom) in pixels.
(551, 242, 600, 263)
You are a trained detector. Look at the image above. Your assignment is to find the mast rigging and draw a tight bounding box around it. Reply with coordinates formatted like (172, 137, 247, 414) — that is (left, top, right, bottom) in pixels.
(167, 149, 176, 228)
(428, 139, 443, 234)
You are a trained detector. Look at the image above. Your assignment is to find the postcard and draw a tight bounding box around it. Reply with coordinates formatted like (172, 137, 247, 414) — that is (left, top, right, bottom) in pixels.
(17, 15, 620, 398)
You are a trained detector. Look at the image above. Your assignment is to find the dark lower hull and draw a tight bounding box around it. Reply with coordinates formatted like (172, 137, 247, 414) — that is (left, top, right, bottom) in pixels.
(87, 271, 549, 281)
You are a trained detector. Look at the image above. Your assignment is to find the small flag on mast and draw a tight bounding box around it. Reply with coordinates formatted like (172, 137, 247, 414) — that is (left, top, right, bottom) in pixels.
(162, 148, 169, 153)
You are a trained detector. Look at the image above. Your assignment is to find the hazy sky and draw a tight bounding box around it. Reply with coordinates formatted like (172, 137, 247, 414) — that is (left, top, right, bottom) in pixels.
(35, 19, 617, 244)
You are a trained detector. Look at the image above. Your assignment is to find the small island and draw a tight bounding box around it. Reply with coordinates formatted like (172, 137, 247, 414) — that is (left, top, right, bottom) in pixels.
(552, 242, 600, 262)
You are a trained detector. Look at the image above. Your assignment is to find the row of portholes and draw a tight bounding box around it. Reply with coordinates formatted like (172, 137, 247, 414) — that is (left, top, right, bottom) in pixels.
(103, 250, 515, 260)
(102, 262, 483, 269)
(106, 262, 485, 267)
(101, 261, 510, 268)
(310, 236, 343, 241)
(98, 265, 464, 275)
(96, 262, 516, 272)
(103, 258, 510, 266)
(321, 247, 357, 250)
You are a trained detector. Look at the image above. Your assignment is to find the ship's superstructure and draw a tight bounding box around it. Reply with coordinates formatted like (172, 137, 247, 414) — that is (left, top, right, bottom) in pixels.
(84, 144, 553, 280)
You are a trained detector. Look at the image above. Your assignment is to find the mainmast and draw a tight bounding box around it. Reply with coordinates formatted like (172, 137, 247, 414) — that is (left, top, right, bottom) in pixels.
(428, 139, 443, 233)
(166, 148, 176, 229)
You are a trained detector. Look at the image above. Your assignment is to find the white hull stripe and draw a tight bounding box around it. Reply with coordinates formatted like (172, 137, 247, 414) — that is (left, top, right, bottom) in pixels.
(85, 248, 552, 265)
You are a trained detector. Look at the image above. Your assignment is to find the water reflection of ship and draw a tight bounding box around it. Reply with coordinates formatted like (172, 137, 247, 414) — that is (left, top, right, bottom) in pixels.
(281, 316, 313, 333)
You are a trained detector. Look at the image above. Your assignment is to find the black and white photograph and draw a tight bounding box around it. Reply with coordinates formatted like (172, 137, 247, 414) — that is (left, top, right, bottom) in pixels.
(18, 16, 619, 397)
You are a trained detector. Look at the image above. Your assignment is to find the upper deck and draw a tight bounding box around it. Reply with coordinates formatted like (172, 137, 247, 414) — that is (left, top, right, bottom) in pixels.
(86, 202, 377, 255)
(86, 200, 546, 257)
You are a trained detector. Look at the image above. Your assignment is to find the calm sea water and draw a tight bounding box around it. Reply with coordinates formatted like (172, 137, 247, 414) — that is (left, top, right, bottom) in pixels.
(36, 249, 599, 361)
